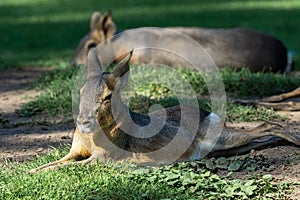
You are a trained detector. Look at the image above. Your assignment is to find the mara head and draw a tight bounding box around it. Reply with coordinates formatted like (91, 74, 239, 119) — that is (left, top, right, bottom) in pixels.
(76, 50, 132, 133)
(70, 11, 117, 67)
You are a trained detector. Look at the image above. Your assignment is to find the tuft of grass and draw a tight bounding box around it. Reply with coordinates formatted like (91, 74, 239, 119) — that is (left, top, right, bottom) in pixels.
(0, 147, 295, 199)
(226, 103, 283, 122)
(18, 67, 79, 117)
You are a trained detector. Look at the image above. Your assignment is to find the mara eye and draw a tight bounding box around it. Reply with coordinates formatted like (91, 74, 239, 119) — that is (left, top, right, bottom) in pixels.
(87, 42, 97, 50)
(103, 94, 112, 101)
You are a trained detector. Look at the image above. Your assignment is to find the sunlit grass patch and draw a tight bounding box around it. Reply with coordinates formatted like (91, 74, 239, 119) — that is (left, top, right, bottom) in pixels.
(0, 147, 296, 199)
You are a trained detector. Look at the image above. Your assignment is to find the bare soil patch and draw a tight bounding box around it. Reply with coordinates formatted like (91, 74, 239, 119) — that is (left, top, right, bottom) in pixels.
(0, 67, 299, 199)
(0, 67, 73, 162)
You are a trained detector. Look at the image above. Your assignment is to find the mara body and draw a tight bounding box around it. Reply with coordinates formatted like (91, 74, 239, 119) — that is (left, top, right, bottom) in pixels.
(70, 11, 289, 73)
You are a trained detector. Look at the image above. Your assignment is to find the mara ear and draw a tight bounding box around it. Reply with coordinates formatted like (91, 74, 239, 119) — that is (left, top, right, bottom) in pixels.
(104, 50, 133, 90)
(90, 11, 102, 31)
(99, 11, 117, 39)
(87, 48, 102, 78)
(112, 50, 133, 78)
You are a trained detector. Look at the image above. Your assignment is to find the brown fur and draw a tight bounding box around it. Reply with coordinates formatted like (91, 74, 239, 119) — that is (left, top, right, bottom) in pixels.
(70, 11, 288, 73)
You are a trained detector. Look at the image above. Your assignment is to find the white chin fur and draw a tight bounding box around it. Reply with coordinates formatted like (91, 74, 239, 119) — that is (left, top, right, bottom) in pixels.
(78, 125, 94, 134)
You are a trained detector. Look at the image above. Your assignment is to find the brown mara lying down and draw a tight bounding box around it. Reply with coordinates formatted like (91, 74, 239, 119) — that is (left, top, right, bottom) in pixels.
(30, 50, 300, 172)
(70, 11, 290, 73)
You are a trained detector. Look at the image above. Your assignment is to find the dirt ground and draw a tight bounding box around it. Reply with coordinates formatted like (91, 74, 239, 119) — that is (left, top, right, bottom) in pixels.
(0, 67, 299, 199)
(0, 67, 74, 162)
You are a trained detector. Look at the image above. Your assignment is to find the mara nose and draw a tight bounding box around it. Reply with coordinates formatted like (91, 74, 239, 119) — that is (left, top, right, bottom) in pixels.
(77, 117, 91, 126)
(82, 120, 91, 126)
(77, 117, 95, 133)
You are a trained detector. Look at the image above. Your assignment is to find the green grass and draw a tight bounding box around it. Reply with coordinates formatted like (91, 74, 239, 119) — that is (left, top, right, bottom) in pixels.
(1, 0, 300, 69)
(19, 66, 79, 117)
(0, 147, 296, 199)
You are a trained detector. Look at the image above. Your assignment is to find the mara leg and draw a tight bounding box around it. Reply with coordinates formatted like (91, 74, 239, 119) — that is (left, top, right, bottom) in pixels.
(29, 151, 81, 173)
(262, 87, 300, 102)
(29, 152, 105, 172)
(270, 129, 300, 146)
(29, 128, 92, 173)
(211, 123, 300, 152)
(234, 87, 300, 111)
(209, 136, 283, 157)
(212, 129, 300, 157)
